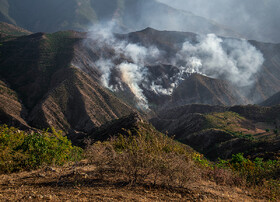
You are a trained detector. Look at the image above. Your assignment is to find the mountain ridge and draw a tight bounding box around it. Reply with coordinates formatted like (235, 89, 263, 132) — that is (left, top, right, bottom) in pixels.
(0, 0, 239, 38)
(0, 29, 134, 133)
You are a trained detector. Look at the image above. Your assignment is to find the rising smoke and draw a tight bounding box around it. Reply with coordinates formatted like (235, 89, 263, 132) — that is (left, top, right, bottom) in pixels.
(175, 34, 264, 87)
(83, 23, 264, 110)
(86, 22, 160, 109)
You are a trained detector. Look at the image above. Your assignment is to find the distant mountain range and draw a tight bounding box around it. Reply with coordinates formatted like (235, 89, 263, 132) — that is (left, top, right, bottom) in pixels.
(0, 0, 239, 38)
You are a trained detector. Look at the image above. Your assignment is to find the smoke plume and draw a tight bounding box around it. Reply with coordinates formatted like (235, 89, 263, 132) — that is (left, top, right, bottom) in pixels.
(83, 23, 264, 110)
(175, 34, 264, 87)
(86, 22, 160, 109)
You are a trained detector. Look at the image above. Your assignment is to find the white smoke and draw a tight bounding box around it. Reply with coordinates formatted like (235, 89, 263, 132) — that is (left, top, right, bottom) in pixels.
(86, 22, 160, 110)
(175, 34, 264, 87)
(84, 23, 264, 110)
(95, 58, 115, 90)
(118, 62, 149, 110)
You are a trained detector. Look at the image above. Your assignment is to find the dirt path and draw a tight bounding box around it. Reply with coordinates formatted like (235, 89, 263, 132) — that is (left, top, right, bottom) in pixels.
(0, 164, 266, 201)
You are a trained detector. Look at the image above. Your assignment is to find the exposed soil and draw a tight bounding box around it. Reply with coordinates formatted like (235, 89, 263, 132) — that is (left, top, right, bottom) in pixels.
(0, 163, 266, 201)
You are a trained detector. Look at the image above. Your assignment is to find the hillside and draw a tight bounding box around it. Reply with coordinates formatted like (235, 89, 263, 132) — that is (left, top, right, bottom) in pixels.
(170, 74, 248, 106)
(1, 24, 280, 134)
(1, 117, 279, 201)
(0, 30, 134, 133)
(0, 0, 238, 38)
(0, 122, 273, 201)
(151, 104, 280, 160)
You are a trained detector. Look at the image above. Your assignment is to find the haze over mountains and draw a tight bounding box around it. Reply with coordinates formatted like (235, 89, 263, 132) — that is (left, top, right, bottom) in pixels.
(159, 0, 280, 43)
(0, 0, 239, 37)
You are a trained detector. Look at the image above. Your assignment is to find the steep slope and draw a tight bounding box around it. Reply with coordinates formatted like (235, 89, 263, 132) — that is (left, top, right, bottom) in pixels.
(0, 30, 134, 133)
(0, 80, 29, 128)
(0, 0, 238, 38)
(248, 41, 280, 102)
(29, 66, 134, 133)
(260, 91, 280, 106)
(170, 74, 248, 106)
(151, 104, 280, 160)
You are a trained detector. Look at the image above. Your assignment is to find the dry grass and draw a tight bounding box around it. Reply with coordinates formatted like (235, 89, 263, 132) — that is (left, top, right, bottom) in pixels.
(86, 131, 200, 187)
(0, 163, 266, 201)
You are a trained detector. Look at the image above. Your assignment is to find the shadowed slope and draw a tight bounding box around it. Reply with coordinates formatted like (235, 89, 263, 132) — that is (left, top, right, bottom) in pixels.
(260, 91, 280, 106)
(0, 30, 134, 133)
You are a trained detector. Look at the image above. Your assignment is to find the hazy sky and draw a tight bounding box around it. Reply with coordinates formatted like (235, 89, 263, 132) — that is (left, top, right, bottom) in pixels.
(157, 0, 280, 43)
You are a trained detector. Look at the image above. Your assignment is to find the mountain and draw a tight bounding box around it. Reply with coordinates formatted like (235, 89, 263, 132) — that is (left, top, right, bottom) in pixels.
(169, 74, 248, 106)
(248, 40, 280, 102)
(74, 28, 248, 109)
(74, 27, 280, 109)
(0, 0, 238, 37)
(150, 104, 280, 160)
(260, 91, 280, 107)
(0, 29, 134, 133)
(1, 23, 280, 134)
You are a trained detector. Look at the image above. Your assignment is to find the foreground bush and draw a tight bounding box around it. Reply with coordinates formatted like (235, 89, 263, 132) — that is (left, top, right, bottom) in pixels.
(86, 128, 200, 187)
(217, 153, 280, 199)
(0, 125, 82, 173)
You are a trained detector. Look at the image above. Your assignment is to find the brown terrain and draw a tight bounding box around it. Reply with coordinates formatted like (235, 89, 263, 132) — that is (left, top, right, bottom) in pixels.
(0, 30, 134, 134)
(0, 163, 267, 201)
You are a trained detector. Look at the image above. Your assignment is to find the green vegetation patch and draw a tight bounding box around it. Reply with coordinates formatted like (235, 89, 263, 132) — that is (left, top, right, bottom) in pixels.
(217, 153, 280, 199)
(205, 111, 255, 140)
(205, 111, 246, 130)
(0, 125, 82, 173)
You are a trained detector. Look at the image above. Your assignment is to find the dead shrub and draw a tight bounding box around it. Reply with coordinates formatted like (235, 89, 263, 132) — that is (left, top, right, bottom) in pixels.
(86, 131, 200, 187)
(203, 167, 245, 187)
